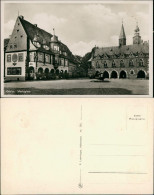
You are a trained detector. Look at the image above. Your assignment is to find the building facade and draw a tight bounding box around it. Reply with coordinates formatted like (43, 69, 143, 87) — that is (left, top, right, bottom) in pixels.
(4, 15, 77, 81)
(88, 23, 149, 79)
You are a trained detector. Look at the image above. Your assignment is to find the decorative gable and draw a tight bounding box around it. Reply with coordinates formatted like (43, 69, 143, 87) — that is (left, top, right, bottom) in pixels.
(104, 53, 109, 59)
(129, 52, 135, 58)
(6, 16, 27, 52)
(120, 53, 124, 58)
(139, 52, 145, 57)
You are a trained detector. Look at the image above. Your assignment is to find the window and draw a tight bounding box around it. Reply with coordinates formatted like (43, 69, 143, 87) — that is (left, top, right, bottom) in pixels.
(14, 44, 17, 49)
(55, 56, 59, 64)
(33, 41, 41, 48)
(139, 59, 144, 66)
(130, 70, 134, 74)
(64, 52, 67, 56)
(53, 45, 59, 51)
(30, 52, 34, 61)
(7, 67, 21, 75)
(17, 29, 19, 32)
(10, 45, 13, 49)
(120, 60, 124, 67)
(7, 54, 11, 62)
(38, 52, 44, 62)
(65, 59, 68, 66)
(129, 60, 134, 67)
(112, 60, 116, 67)
(96, 61, 100, 68)
(104, 61, 107, 68)
(45, 54, 50, 63)
(51, 55, 53, 64)
(18, 53, 24, 62)
(61, 58, 64, 66)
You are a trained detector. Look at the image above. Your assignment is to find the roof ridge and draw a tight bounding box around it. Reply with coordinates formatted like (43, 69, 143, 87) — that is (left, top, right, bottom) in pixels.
(19, 17, 53, 38)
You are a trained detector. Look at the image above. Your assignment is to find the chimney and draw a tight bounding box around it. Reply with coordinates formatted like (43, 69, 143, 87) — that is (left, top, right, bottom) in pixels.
(34, 24, 37, 27)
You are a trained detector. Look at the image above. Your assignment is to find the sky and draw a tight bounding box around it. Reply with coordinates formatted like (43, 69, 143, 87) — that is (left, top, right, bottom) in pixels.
(3, 2, 151, 56)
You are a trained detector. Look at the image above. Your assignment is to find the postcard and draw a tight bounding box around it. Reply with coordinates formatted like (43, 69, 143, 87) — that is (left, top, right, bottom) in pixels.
(1, 98, 153, 194)
(1, 0, 153, 97)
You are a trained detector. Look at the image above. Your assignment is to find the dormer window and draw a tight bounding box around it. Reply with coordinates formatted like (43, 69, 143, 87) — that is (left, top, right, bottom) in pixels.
(14, 44, 17, 49)
(36, 42, 41, 47)
(33, 41, 41, 48)
(10, 45, 13, 49)
(43, 44, 49, 50)
(33, 34, 41, 48)
(53, 45, 59, 51)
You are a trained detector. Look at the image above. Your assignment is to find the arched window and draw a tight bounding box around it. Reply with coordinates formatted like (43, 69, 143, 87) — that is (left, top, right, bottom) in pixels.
(139, 59, 144, 67)
(129, 60, 134, 67)
(130, 70, 134, 75)
(120, 60, 124, 67)
(112, 60, 116, 67)
(104, 61, 108, 68)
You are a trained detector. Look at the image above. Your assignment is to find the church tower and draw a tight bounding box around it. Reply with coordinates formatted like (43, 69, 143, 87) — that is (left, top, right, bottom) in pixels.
(119, 22, 126, 47)
(133, 23, 142, 44)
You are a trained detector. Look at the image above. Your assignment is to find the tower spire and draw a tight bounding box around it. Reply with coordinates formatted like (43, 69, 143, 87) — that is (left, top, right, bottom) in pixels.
(133, 22, 142, 44)
(119, 21, 126, 47)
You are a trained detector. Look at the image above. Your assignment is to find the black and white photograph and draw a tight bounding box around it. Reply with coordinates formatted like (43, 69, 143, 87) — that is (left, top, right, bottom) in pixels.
(1, 1, 153, 96)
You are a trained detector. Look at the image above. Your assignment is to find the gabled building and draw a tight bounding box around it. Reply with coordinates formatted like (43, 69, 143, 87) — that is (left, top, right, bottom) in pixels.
(4, 15, 77, 81)
(88, 23, 149, 79)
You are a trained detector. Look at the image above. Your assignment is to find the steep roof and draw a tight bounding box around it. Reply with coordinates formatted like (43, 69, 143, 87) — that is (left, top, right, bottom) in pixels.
(19, 16, 77, 63)
(94, 42, 149, 58)
(19, 16, 52, 46)
(119, 23, 126, 39)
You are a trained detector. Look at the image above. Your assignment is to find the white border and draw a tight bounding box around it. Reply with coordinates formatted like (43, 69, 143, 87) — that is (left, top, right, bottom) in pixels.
(1, 0, 153, 98)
